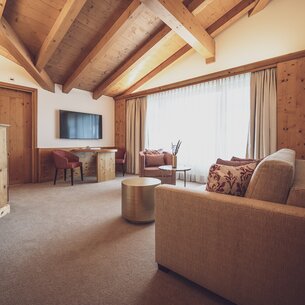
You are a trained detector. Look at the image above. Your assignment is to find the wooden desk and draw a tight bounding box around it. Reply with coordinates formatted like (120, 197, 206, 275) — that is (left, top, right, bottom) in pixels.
(37, 147, 118, 183)
(71, 148, 117, 182)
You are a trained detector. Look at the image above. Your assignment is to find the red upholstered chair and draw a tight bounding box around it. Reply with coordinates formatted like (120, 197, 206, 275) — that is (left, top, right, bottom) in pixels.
(52, 150, 83, 185)
(115, 148, 126, 176)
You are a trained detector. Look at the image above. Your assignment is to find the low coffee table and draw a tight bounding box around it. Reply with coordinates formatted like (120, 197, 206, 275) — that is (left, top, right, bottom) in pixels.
(121, 177, 161, 223)
(159, 165, 191, 187)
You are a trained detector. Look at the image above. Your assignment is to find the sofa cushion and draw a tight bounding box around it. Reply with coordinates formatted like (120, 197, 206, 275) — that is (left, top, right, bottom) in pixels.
(231, 156, 257, 162)
(245, 149, 295, 204)
(145, 154, 165, 167)
(206, 163, 256, 196)
(144, 167, 171, 177)
(287, 159, 305, 208)
(216, 158, 257, 166)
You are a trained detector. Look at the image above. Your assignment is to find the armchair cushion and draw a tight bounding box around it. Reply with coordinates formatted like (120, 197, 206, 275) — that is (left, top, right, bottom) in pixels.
(144, 148, 163, 154)
(146, 154, 165, 167)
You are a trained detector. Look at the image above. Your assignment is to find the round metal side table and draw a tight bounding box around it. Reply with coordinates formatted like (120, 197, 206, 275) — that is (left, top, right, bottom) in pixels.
(121, 177, 161, 223)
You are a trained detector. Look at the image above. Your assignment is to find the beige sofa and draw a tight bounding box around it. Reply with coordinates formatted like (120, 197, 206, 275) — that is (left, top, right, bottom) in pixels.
(155, 149, 305, 305)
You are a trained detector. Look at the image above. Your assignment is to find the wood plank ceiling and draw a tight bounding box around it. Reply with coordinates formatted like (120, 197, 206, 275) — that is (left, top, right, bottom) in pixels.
(0, 0, 271, 99)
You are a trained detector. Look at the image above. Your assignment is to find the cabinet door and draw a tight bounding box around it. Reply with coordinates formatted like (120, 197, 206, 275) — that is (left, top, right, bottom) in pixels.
(0, 168, 8, 207)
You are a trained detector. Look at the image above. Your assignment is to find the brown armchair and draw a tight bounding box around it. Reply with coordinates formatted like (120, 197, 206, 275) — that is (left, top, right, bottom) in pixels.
(139, 150, 176, 185)
(115, 148, 126, 176)
(52, 150, 83, 185)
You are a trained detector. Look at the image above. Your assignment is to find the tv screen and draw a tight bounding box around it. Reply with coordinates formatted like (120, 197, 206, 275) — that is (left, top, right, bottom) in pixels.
(59, 110, 102, 139)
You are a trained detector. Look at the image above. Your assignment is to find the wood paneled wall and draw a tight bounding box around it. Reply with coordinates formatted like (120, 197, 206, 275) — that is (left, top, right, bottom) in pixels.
(115, 56, 305, 159)
(277, 57, 305, 159)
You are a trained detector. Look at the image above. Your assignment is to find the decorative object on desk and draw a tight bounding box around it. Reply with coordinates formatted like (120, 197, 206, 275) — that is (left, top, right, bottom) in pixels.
(171, 140, 182, 168)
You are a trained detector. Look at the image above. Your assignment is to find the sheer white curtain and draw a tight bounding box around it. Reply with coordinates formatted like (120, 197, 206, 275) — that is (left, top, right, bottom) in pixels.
(145, 73, 251, 183)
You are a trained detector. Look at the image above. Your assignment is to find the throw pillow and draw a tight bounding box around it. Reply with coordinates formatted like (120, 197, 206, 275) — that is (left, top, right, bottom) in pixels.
(216, 158, 257, 166)
(144, 148, 163, 154)
(231, 156, 262, 163)
(145, 154, 165, 167)
(206, 162, 257, 196)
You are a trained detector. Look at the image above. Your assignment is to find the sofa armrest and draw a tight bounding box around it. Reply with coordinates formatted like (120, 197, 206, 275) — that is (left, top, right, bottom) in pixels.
(155, 185, 305, 305)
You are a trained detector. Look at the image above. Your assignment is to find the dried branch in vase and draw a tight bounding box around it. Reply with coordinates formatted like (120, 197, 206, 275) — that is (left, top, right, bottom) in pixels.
(171, 140, 182, 155)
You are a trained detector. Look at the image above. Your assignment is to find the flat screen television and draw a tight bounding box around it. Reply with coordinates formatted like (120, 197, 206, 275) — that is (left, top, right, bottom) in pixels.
(59, 110, 102, 139)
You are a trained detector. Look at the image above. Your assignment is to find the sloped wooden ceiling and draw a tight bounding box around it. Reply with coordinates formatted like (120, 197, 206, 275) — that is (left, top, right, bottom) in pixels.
(0, 0, 271, 98)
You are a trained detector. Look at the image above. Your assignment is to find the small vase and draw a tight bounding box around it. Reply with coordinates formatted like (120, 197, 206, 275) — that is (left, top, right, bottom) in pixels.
(172, 155, 177, 168)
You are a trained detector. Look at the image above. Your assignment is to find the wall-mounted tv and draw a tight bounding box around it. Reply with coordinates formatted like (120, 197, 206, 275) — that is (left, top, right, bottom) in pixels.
(59, 110, 102, 139)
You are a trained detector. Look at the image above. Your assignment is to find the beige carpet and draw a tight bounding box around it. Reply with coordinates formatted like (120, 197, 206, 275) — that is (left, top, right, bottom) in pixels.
(0, 176, 233, 305)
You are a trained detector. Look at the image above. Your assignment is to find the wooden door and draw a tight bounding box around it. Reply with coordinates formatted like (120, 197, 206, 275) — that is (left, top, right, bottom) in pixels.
(0, 88, 33, 184)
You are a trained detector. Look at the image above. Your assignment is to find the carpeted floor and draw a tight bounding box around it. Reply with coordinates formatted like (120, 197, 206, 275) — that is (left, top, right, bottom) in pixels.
(0, 176, 233, 305)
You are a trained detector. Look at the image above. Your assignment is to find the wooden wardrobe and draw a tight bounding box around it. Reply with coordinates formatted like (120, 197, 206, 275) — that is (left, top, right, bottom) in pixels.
(0, 124, 9, 218)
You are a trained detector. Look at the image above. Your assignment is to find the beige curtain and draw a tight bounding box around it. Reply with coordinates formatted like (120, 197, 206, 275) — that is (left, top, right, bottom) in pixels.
(126, 97, 147, 174)
(247, 68, 277, 159)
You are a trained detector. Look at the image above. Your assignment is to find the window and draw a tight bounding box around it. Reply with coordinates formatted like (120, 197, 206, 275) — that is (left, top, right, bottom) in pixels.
(145, 73, 251, 182)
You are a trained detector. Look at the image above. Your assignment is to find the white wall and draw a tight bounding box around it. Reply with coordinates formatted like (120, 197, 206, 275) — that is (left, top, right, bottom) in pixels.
(0, 55, 115, 148)
(140, 0, 305, 90)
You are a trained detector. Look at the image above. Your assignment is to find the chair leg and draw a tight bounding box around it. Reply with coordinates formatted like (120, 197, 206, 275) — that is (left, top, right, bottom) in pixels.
(71, 168, 74, 186)
(122, 164, 125, 176)
(80, 164, 84, 181)
(53, 169, 58, 185)
(64, 169, 67, 181)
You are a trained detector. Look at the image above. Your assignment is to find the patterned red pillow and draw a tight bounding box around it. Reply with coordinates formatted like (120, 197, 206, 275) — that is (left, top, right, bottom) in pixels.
(206, 163, 257, 196)
(145, 154, 165, 167)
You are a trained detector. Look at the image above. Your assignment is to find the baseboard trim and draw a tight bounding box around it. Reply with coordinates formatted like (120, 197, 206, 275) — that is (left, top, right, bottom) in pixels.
(0, 204, 10, 218)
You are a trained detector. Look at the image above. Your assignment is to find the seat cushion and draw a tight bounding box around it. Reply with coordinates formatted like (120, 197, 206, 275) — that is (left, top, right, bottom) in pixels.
(245, 149, 295, 203)
(67, 162, 82, 169)
(144, 167, 172, 177)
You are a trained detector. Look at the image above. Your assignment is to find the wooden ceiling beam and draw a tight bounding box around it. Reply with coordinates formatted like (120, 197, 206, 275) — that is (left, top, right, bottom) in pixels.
(141, 0, 215, 58)
(119, 0, 257, 96)
(0, 45, 19, 65)
(206, 0, 257, 37)
(186, 0, 216, 15)
(62, 0, 142, 94)
(36, 0, 87, 72)
(93, 0, 207, 100)
(0, 18, 55, 92)
(249, 0, 271, 16)
(0, 0, 6, 18)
